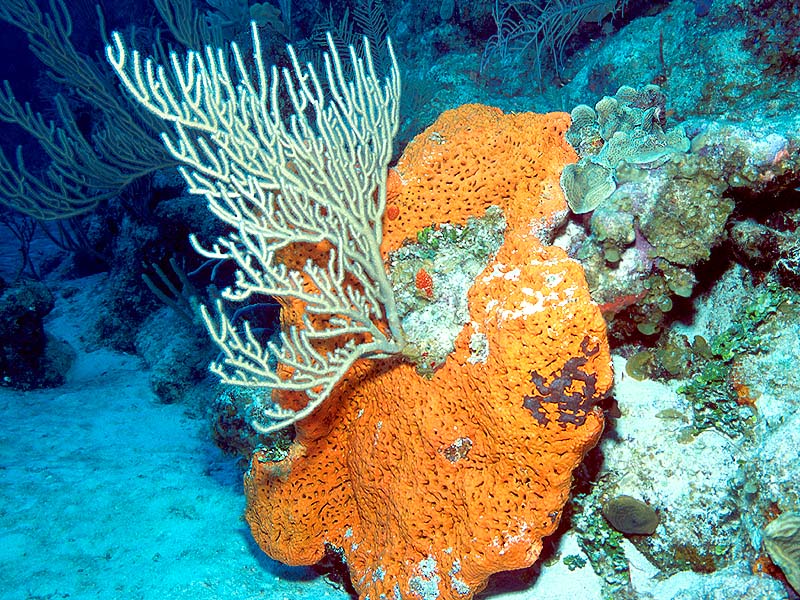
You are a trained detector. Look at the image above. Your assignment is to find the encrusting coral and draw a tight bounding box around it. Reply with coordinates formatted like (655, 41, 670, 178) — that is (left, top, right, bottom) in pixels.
(245, 104, 613, 599)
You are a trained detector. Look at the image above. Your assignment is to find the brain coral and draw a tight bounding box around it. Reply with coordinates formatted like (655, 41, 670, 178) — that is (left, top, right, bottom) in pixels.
(245, 104, 612, 600)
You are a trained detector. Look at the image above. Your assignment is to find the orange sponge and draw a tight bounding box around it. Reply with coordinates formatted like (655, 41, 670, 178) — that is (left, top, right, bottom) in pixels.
(245, 105, 611, 599)
(381, 103, 577, 254)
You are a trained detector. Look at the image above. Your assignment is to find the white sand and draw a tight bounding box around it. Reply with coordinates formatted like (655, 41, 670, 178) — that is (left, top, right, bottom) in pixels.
(0, 268, 348, 600)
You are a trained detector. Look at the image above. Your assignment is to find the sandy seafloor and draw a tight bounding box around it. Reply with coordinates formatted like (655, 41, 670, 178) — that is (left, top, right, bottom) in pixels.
(0, 287, 349, 600)
(0, 230, 357, 600)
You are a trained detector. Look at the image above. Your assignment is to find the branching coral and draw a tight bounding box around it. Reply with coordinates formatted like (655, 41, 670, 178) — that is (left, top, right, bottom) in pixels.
(481, 0, 631, 85)
(107, 25, 406, 433)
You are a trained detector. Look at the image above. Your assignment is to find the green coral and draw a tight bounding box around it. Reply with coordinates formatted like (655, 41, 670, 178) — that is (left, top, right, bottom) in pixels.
(562, 554, 587, 571)
(570, 488, 632, 597)
(678, 360, 748, 438)
(560, 159, 617, 215)
(679, 281, 797, 438)
(710, 281, 792, 359)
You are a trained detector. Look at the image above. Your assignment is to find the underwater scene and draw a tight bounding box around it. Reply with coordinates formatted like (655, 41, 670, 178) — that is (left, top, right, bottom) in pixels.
(1, 0, 799, 598)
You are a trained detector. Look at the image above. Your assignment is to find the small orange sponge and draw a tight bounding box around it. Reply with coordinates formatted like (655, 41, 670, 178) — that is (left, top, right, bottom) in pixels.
(245, 105, 611, 599)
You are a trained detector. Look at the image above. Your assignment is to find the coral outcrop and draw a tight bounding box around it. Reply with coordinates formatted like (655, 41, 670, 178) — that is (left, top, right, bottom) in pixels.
(244, 105, 613, 599)
(557, 84, 800, 342)
(560, 85, 690, 215)
(0, 278, 75, 389)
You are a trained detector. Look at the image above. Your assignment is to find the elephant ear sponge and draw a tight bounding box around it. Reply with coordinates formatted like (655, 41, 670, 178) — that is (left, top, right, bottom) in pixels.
(244, 105, 612, 600)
